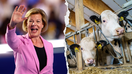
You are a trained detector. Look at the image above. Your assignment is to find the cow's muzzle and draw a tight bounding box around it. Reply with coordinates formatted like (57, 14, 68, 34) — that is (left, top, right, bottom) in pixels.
(116, 27, 124, 35)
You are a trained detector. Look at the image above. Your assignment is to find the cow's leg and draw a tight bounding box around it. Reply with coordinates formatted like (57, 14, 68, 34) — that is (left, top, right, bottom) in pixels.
(106, 55, 114, 65)
(130, 42, 132, 56)
(124, 49, 129, 62)
(99, 49, 105, 66)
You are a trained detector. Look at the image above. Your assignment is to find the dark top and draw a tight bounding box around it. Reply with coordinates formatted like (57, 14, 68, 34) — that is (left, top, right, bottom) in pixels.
(34, 46, 47, 71)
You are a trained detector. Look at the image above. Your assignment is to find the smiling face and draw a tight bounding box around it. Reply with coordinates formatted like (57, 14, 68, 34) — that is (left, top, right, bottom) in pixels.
(27, 14, 44, 38)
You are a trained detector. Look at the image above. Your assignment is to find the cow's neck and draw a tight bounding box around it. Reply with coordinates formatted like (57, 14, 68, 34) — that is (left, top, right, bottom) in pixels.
(97, 24, 114, 42)
(101, 32, 114, 42)
(95, 31, 114, 42)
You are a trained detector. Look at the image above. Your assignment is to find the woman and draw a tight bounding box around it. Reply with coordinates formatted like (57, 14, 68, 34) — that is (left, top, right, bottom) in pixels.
(6, 5, 53, 74)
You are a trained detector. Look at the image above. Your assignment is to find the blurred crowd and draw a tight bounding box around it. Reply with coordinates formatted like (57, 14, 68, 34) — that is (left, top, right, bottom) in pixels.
(0, 0, 67, 44)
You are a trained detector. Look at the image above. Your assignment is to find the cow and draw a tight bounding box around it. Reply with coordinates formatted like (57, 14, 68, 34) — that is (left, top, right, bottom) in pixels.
(118, 10, 132, 61)
(80, 10, 124, 66)
(66, 44, 80, 68)
(117, 10, 132, 33)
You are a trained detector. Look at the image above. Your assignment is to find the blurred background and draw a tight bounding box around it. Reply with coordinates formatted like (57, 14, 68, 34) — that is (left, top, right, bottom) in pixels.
(0, 0, 67, 43)
(0, 0, 68, 74)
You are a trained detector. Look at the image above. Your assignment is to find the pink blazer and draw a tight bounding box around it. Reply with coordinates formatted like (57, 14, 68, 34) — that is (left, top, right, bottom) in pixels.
(5, 26, 54, 74)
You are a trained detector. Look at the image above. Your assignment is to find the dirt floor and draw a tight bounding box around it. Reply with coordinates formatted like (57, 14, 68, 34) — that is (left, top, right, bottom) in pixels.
(69, 66, 132, 74)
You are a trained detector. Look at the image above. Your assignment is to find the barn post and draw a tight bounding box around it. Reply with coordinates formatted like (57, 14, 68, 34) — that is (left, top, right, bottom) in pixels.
(75, 0, 84, 70)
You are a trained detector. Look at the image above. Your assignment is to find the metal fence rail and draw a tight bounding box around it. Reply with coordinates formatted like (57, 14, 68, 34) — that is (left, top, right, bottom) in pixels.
(65, 23, 132, 67)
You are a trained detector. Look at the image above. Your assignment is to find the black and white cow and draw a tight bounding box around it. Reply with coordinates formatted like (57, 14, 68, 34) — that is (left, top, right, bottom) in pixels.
(117, 11, 132, 33)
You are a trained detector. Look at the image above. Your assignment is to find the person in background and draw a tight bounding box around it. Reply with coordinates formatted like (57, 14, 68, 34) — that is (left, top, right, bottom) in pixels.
(6, 5, 53, 74)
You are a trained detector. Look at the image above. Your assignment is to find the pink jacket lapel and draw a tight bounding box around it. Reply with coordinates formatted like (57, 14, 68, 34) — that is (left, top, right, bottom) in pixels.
(24, 34, 50, 72)
(24, 34, 40, 71)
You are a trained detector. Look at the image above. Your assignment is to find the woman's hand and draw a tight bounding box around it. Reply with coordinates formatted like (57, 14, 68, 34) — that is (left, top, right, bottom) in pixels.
(9, 5, 27, 29)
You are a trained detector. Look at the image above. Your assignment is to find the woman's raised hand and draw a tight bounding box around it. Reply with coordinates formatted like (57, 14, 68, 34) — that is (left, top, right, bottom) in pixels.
(9, 5, 27, 29)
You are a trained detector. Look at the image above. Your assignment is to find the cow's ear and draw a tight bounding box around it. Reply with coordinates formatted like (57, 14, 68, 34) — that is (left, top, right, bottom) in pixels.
(90, 15, 100, 25)
(96, 40, 107, 50)
(117, 11, 129, 21)
(117, 11, 129, 27)
(70, 44, 80, 52)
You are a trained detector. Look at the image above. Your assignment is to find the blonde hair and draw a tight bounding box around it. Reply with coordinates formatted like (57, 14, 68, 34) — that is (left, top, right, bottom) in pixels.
(22, 8, 48, 33)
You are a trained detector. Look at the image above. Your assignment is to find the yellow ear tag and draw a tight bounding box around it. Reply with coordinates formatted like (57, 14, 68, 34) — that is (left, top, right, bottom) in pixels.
(97, 44, 102, 50)
(94, 19, 100, 24)
(74, 47, 79, 52)
(119, 16, 124, 21)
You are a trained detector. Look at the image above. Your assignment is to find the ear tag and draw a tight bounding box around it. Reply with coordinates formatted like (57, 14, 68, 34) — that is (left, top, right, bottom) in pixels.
(74, 47, 79, 52)
(97, 44, 102, 50)
(119, 16, 124, 21)
(94, 19, 100, 24)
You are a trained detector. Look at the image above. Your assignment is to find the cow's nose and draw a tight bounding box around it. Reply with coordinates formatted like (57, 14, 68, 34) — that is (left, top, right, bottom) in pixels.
(116, 28, 124, 35)
(87, 59, 94, 66)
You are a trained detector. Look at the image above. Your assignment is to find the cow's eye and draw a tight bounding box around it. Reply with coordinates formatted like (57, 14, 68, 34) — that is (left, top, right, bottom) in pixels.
(103, 20, 105, 22)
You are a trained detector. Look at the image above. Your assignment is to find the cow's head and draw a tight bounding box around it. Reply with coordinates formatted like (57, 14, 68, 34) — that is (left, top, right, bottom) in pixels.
(80, 37, 96, 66)
(90, 10, 124, 41)
(117, 11, 129, 27)
(82, 50, 96, 66)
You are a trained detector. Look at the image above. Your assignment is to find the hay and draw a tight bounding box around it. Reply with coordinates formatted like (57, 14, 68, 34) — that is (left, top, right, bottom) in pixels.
(69, 67, 132, 74)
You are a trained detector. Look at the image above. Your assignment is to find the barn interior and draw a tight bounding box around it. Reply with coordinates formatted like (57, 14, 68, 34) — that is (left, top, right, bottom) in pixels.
(65, 0, 132, 74)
